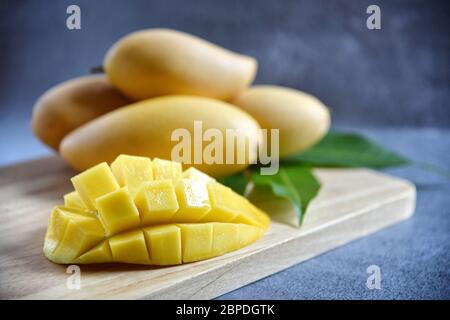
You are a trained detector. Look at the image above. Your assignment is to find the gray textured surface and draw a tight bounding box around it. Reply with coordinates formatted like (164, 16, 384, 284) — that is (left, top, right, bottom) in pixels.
(0, 0, 449, 127)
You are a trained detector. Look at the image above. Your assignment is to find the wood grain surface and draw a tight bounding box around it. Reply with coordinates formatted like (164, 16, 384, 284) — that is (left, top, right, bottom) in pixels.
(0, 157, 416, 299)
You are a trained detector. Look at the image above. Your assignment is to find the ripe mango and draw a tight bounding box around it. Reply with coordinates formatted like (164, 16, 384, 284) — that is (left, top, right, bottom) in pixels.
(31, 75, 132, 150)
(60, 96, 261, 178)
(232, 85, 331, 158)
(43, 155, 269, 265)
(104, 29, 257, 100)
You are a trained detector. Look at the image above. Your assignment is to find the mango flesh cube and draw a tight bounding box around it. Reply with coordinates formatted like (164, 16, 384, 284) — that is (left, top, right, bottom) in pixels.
(144, 225, 182, 265)
(71, 162, 120, 210)
(152, 158, 182, 182)
(63, 191, 86, 210)
(174, 179, 211, 222)
(76, 241, 112, 264)
(52, 218, 104, 261)
(182, 167, 215, 183)
(178, 223, 213, 263)
(109, 230, 150, 264)
(211, 223, 240, 256)
(44, 207, 70, 258)
(96, 187, 141, 236)
(201, 182, 239, 223)
(45, 207, 104, 263)
(231, 197, 269, 229)
(43, 155, 270, 266)
(238, 224, 263, 247)
(134, 180, 179, 225)
(111, 155, 153, 195)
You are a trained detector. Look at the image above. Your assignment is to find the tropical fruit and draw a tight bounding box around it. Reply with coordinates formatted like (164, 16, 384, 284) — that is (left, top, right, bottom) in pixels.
(60, 96, 261, 178)
(44, 155, 270, 265)
(104, 29, 257, 100)
(31, 75, 131, 150)
(232, 85, 330, 158)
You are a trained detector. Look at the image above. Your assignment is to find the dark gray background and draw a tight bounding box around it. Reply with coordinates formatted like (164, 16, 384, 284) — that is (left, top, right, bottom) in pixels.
(0, 0, 449, 300)
(1, 0, 449, 128)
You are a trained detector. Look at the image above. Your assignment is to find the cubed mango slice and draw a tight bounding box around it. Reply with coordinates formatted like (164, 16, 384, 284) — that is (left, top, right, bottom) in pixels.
(96, 187, 141, 236)
(152, 158, 182, 182)
(111, 154, 153, 195)
(211, 222, 240, 256)
(134, 180, 179, 224)
(71, 162, 120, 210)
(173, 179, 211, 222)
(109, 230, 151, 264)
(178, 223, 213, 263)
(44, 155, 270, 266)
(76, 241, 112, 264)
(144, 225, 182, 265)
(45, 206, 104, 264)
(63, 191, 86, 210)
(201, 182, 239, 222)
(182, 167, 215, 183)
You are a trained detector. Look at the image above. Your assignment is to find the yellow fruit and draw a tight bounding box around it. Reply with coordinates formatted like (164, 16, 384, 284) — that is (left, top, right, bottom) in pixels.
(232, 85, 331, 158)
(63, 191, 86, 210)
(151, 158, 182, 183)
(134, 180, 179, 225)
(70, 162, 120, 210)
(96, 187, 141, 236)
(60, 96, 261, 178)
(31, 75, 131, 150)
(104, 29, 257, 100)
(111, 155, 153, 195)
(44, 156, 269, 265)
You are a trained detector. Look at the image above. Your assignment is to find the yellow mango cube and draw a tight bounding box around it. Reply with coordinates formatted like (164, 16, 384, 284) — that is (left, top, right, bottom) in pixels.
(178, 223, 213, 263)
(201, 182, 238, 222)
(96, 187, 141, 236)
(174, 179, 211, 222)
(76, 241, 112, 264)
(231, 197, 268, 229)
(211, 223, 240, 256)
(182, 167, 215, 183)
(71, 162, 120, 210)
(152, 158, 182, 182)
(63, 191, 86, 210)
(47, 207, 104, 263)
(238, 224, 263, 247)
(134, 180, 179, 225)
(44, 207, 71, 258)
(111, 155, 153, 195)
(144, 225, 182, 265)
(109, 230, 150, 264)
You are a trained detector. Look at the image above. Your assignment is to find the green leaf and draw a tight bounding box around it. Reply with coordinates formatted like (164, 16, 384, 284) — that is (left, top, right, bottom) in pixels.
(286, 131, 409, 168)
(246, 165, 321, 226)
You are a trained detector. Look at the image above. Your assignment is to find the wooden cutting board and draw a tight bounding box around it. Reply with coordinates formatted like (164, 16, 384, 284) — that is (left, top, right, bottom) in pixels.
(0, 156, 415, 299)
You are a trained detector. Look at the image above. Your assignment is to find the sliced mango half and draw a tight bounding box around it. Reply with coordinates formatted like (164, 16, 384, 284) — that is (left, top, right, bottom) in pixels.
(44, 155, 270, 265)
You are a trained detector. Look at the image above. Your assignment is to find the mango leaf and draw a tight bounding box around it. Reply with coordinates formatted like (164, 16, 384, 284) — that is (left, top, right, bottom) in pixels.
(246, 165, 321, 226)
(286, 132, 409, 168)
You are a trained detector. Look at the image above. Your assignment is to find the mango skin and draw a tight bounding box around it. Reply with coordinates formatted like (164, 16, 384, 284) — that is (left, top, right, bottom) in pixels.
(60, 96, 261, 178)
(104, 29, 257, 100)
(232, 85, 331, 158)
(31, 75, 132, 150)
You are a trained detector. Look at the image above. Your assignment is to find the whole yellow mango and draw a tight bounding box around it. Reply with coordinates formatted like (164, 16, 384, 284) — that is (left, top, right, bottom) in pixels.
(104, 29, 257, 100)
(60, 96, 261, 178)
(31, 75, 132, 150)
(232, 85, 331, 158)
